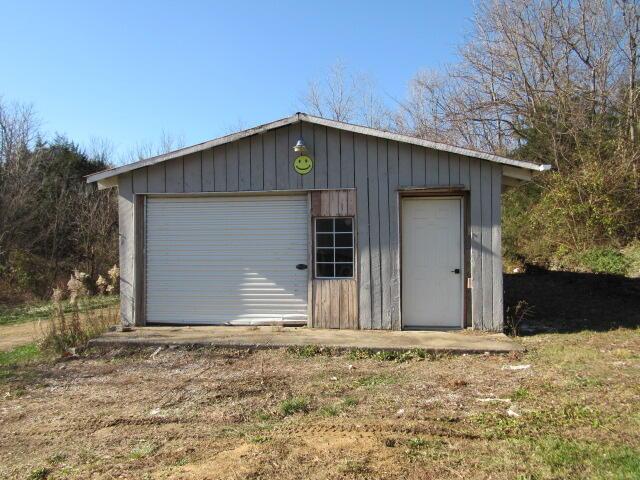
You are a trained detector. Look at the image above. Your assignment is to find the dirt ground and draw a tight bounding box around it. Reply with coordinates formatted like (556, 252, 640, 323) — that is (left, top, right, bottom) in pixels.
(0, 320, 47, 352)
(1, 328, 639, 479)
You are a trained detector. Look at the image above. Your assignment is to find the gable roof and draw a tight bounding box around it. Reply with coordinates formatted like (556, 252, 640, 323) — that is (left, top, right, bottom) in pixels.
(86, 112, 551, 184)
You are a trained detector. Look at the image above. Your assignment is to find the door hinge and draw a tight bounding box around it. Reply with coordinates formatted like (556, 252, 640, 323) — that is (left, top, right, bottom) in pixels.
(467, 277, 472, 289)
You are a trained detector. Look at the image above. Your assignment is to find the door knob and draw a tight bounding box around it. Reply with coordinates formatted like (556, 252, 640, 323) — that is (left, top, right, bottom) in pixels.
(296, 264, 308, 270)
(451, 268, 460, 274)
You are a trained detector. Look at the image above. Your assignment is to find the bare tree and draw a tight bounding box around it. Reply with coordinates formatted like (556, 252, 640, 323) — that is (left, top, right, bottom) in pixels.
(121, 130, 186, 164)
(300, 61, 391, 128)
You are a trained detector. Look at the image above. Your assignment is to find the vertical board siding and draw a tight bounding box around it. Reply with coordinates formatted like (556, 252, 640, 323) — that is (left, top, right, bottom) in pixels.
(469, 158, 484, 329)
(147, 163, 165, 193)
(354, 133, 372, 329)
(480, 160, 494, 328)
(132, 168, 147, 193)
(250, 135, 263, 191)
(165, 158, 184, 193)
(202, 148, 214, 191)
(183, 152, 202, 192)
(387, 141, 401, 330)
(367, 136, 382, 329)
(301, 123, 315, 189)
(275, 127, 290, 190)
(398, 143, 412, 187)
(238, 137, 251, 191)
(289, 123, 302, 189)
(438, 151, 450, 185)
(491, 164, 504, 331)
(226, 141, 239, 191)
(425, 148, 438, 185)
(340, 131, 355, 188)
(327, 127, 341, 188)
(411, 145, 426, 186)
(121, 120, 504, 331)
(263, 130, 276, 190)
(213, 145, 226, 192)
(314, 125, 328, 189)
(377, 140, 392, 329)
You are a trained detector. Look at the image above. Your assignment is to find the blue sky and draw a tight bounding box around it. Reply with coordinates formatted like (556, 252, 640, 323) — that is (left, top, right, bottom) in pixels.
(0, 0, 472, 162)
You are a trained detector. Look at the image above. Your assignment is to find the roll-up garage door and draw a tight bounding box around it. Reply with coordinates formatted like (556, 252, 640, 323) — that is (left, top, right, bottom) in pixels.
(145, 195, 309, 325)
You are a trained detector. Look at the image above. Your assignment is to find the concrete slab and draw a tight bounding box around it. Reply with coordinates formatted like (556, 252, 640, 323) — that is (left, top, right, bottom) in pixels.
(89, 326, 524, 354)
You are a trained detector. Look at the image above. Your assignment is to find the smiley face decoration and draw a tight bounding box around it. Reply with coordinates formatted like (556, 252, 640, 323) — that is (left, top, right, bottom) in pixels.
(294, 155, 313, 175)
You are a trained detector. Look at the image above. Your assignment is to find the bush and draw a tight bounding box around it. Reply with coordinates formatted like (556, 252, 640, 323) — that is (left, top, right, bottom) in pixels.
(579, 248, 630, 276)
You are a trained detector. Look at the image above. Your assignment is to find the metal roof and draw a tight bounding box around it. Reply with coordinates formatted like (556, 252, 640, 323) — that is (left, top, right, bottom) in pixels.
(86, 112, 551, 183)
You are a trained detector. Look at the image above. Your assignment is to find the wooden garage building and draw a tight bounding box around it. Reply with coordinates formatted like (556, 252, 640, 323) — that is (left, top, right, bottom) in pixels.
(87, 113, 549, 332)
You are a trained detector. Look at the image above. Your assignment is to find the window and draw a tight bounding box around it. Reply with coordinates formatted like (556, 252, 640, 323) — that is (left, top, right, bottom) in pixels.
(315, 217, 354, 278)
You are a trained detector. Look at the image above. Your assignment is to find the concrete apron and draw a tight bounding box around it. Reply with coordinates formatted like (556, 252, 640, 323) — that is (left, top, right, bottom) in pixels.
(89, 326, 524, 354)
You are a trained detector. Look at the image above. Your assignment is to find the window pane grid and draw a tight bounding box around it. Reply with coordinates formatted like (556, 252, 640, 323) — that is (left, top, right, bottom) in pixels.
(314, 217, 354, 279)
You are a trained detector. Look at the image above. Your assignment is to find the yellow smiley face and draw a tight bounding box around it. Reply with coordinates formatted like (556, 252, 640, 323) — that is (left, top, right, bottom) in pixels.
(294, 155, 313, 175)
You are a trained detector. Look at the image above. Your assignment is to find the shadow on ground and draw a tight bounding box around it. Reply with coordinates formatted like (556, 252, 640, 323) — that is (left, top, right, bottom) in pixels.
(504, 269, 640, 335)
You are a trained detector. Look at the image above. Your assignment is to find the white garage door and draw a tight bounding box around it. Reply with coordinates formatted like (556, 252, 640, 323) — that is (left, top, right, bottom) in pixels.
(145, 195, 309, 325)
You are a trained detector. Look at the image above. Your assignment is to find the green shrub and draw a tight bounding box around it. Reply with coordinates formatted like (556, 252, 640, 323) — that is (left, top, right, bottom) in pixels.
(579, 248, 630, 275)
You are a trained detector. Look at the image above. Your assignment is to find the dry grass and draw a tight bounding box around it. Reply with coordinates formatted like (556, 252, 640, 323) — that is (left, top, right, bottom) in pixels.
(0, 327, 638, 479)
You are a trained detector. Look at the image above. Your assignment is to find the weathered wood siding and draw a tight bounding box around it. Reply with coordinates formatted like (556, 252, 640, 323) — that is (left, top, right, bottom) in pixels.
(120, 121, 504, 331)
(310, 190, 358, 329)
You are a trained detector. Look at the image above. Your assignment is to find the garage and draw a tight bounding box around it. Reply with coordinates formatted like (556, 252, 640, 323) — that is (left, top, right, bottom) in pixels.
(145, 195, 309, 325)
(88, 112, 550, 332)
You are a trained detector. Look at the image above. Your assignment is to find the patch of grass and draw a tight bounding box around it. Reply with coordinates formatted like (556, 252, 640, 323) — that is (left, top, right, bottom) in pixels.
(129, 441, 158, 460)
(510, 387, 529, 401)
(0, 295, 119, 326)
(354, 374, 396, 388)
(27, 467, 51, 480)
(342, 397, 358, 408)
(407, 437, 430, 449)
(474, 403, 603, 439)
(319, 404, 340, 417)
(0, 343, 41, 367)
(530, 437, 640, 478)
(279, 396, 310, 416)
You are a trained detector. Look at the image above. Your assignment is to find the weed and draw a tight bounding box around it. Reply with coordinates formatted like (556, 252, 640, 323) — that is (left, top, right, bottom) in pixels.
(40, 284, 118, 355)
(505, 300, 534, 336)
(28, 467, 51, 480)
(129, 441, 158, 460)
(279, 396, 310, 416)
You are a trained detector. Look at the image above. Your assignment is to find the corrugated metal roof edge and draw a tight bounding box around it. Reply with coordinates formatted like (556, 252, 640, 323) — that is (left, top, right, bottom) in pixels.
(86, 112, 551, 184)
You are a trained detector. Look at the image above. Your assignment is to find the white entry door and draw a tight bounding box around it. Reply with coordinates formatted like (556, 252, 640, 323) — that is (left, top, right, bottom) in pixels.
(145, 195, 309, 325)
(401, 197, 464, 329)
